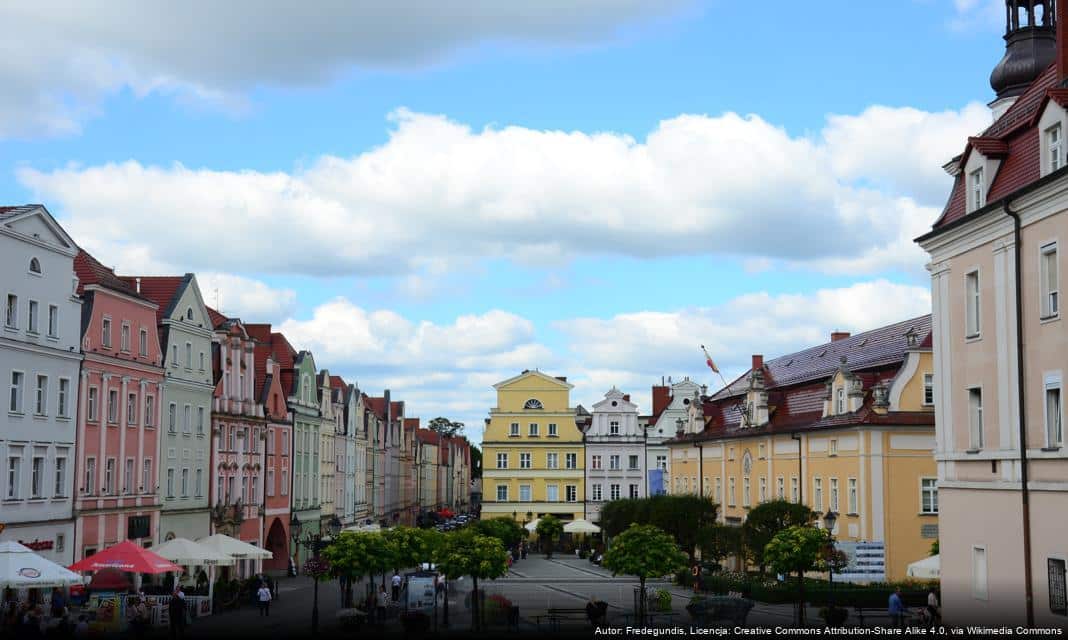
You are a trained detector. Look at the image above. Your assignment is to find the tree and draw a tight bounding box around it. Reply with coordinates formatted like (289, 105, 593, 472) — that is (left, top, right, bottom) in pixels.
(475, 517, 524, 550)
(384, 526, 441, 573)
(763, 525, 831, 626)
(433, 530, 509, 632)
(694, 523, 743, 567)
(535, 515, 564, 558)
(599, 495, 718, 562)
(428, 416, 465, 438)
(321, 531, 391, 607)
(601, 524, 688, 623)
(741, 499, 816, 574)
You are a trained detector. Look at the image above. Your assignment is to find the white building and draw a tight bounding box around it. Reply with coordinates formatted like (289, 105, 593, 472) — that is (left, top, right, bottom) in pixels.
(584, 387, 644, 523)
(0, 205, 83, 565)
(645, 377, 705, 494)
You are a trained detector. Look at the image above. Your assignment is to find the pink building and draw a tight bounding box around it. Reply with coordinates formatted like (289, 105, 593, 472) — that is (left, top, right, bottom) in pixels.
(73, 251, 165, 560)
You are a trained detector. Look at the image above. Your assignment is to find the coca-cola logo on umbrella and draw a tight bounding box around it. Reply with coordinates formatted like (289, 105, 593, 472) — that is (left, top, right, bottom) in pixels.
(18, 568, 41, 579)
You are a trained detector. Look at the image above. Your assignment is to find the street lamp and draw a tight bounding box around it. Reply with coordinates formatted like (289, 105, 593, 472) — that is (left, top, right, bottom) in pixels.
(823, 510, 839, 616)
(329, 515, 343, 538)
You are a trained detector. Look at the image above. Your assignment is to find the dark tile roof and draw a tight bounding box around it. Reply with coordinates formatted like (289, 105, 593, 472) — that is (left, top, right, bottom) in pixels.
(0, 204, 41, 220)
(366, 396, 387, 421)
(118, 275, 189, 324)
(74, 249, 140, 297)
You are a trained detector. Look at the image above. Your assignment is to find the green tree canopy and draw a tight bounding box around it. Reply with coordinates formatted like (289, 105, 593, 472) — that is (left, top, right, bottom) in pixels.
(599, 495, 718, 561)
(535, 515, 564, 558)
(741, 499, 816, 573)
(384, 526, 441, 571)
(433, 530, 509, 631)
(321, 531, 391, 583)
(428, 417, 465, 438)
(475, 517, 524, 549)
(694, 523, 743, 565)
(763, 525, 831, 577)
(602, 524, 688, 622)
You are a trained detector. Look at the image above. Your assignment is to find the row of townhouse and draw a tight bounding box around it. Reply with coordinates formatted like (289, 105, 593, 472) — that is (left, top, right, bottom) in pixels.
(0, 204, 472, 576)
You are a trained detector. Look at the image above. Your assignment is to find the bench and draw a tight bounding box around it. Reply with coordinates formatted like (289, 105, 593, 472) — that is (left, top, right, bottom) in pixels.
(535, 608, 592, 631)
(686, 596, 754, 626)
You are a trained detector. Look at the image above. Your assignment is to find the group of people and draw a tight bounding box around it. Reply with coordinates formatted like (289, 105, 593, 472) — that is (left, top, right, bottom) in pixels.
(888, 586, 941, 629)
(0, 588, 75, 637)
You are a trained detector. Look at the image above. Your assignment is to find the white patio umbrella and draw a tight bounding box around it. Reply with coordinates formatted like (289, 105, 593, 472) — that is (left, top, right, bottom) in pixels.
(155, 538, 235, 567)
(0, 541, 84, 589)
(906, 554, 940, 579)
(343, 523, 381, 533)
(196, 534, 272, 560)
(563, 519, 601, 534)
(524, 518, 540, 533)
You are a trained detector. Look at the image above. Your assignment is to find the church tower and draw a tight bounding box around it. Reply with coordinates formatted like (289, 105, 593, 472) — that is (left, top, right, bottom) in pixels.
(990, 0, 1057, 118)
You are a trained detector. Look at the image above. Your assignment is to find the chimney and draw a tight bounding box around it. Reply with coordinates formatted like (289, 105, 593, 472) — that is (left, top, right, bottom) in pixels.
(1060, 0, 1068, 83)
(752, 354, 764, 370)
(135, 277, 141, 293)
(622, 394, 631, 402)
(831, 331, 851, 342)
(652, 385, 671, 416)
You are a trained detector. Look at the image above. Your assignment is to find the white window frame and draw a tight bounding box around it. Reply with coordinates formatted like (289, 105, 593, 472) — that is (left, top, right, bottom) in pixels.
(591, 455, 602, 470)
(5, 294, 17, 329)
(7, 453, 22, 500)
(104, 458, 115, 495)
(609, 420, 620, 435)
(107, 389, 118, 424)
(589, 484, 600, 501)
(742, 477, 751, 506)
(830, 477, 839, 512)
(848, 477, 858, 514)
(182, 404, 191, 434)
(27, 299, 39, 335)
(34, 374, 48, 416)
(1048, 123, 1063, 173)
(628, 454, 640, 470)
(519, 452, 531, 469)
(814, 477, 823, 512)
(966, 270, 982, 338)
(85, 457, 96, 495)
(609, 484, 620, 501)
(496, 485, 508, 502)
(970, 167, 985, 211)
(127, 392, 137, 426)
(496, 452, 508, 469)
(565, 485, 577, 502)
(776, 476, 784, 500)
(548, 422, 558, 436)
(1041, 242, 1060, 320)
(972, 546, 989, 600)
(120, 322, 130, 352)
(791, 476, 799, 503)
(609, 455, 620, 470)
(139, 328, 148, 357)
(1044, 373, 1063, 448)
(759, 476, 767, 502)
(528, 423, 539, 437)
(968, 386, 985, 450)
(920, 477, 939, 514)
(166, 468, 175, 498)
(829, 438, 838, 457)
(565, 453, 577, 469)
(30, 455, 43, 498)
(57, 377, 70, 418)
(923, 373, 935, 406)
(728, 477, 736, 506)
(547, 452, 559, 469)
(47, 305, 58, 339)
(8, 371, 24, 414)
(101, 317, 112, 348)
(518, 484, 531, 502)
(142, 459, 152, 494)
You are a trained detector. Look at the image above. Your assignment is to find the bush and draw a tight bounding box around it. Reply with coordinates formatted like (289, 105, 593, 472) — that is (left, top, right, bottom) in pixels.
(653, 589, 672, 612)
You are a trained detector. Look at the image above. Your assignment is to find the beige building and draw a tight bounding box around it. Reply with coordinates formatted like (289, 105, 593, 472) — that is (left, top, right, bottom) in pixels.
(917, 0, 1068, 625)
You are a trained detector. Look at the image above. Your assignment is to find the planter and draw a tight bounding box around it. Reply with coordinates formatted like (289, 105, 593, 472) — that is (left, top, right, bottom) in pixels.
(820, 606, 848, 626)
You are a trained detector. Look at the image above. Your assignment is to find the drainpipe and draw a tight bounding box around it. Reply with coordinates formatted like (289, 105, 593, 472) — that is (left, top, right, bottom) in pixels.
(1004, 202, 1035, 627)
(693, 441, 704, 499)
(791, 432, 803, 506)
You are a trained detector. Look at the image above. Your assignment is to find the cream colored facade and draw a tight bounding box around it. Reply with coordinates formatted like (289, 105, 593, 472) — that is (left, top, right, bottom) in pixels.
(481, 371, 585, 522)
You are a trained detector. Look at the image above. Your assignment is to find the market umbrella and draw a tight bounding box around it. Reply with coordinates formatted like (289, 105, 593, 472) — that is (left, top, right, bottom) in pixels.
(524, 518, 540, 533)
(906, 554, 940, 579)
(0, 541, 85, 589)
(87, 568, 131, 591)
(196, 534, 272, 560)
(155, 538, 234, 567)
(68, 540, 181, 574)
(563, 519, 601, 534)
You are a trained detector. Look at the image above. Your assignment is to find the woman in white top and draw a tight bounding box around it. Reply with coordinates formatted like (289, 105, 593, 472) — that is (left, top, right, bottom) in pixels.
(257, 584, 273, 617)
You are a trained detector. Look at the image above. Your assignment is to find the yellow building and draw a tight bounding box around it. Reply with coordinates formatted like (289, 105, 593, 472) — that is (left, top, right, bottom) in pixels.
(481, 370, 585, 524)
(667, 317, 937, 582)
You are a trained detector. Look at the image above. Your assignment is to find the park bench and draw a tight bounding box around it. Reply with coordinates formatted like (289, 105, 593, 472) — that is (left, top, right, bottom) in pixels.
(686, 596, 754, 626)
(535, 607, 591, 631)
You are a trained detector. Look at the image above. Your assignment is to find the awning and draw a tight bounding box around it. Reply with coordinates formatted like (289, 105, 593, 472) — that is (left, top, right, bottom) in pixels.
(906, 554, 940, 579)
(524, 518, 540, 533)
(196, 534, 272, 560)
(343, 523, 381, 533)
(155, 538, 235, 567)
(68, 540, 181, 575)
(0, 541, 85, 589)
(563, 519, 601, 534)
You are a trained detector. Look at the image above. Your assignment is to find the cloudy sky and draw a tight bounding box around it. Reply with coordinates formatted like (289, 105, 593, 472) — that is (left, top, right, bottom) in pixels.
(3, 1, 1009, 443)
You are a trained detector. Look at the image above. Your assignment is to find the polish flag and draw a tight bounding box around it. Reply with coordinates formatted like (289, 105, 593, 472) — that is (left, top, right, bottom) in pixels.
(700, 345, 719, 373)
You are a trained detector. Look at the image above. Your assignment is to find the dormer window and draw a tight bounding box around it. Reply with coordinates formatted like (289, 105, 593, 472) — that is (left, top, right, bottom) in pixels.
(1048, 124, 1063, 172)
(836, 388, 846, 415)
(970, 168, 985, 210)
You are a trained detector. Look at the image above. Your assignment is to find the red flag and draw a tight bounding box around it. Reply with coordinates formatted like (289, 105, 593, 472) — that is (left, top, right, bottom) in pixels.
(700, 345, 719, 373)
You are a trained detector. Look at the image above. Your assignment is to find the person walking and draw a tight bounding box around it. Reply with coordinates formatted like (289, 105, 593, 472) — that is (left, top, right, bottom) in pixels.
(257, 583, 272, 617)
(691, 564, 702, 594)
(391, 572, 402, 602)
(376, 586, 389, 622)
(925, 588, 941, 627)
(888, 587, 908, 629)
(129, 596, 149, 640)
(168, 587, 187, 640)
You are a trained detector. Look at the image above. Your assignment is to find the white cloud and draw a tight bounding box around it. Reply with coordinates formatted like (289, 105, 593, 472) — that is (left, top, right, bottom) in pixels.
(22, 102, 978, 279)
(197, 272, 297, 324)
(948, 0, 1006, 31)
(0, 1, 688, 139)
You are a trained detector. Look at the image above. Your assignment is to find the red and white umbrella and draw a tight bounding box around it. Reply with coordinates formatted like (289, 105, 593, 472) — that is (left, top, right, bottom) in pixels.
(68, 540, 181, 575)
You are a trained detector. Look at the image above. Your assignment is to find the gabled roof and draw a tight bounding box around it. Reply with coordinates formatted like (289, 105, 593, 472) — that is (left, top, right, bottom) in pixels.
(205, 306, 229, 329)
(404, 418, 419, 432)
(118, 275, 190, 325)
(365, 396, 387, 420)
(74, 249, 142, 298)
(0, 204, 78, 254)
(416, 429, 440, 445)
(493, 369, 574, 390)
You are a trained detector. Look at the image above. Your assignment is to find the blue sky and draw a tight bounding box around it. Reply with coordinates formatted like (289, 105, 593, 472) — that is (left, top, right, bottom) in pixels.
(1, 1, 1010, 442)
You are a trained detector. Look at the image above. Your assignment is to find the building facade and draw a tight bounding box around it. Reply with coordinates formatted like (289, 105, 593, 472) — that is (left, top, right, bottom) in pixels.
(131, 275, 214, 544)
(284, 347, 321, 564)
(481, 370, 585, 524)
(415, 428, 440, 518)
(317, 370, 337, 534)
(72, 251, 164, 560)
(0, 205, 82, 565)
(330, 377, 358, 527)
(584, 387, 645, 523)
(667, 319, 937, 582)
(917, 2, 1068, 624)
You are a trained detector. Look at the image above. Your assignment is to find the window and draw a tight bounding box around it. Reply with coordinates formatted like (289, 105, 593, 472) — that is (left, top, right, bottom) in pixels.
(199, 351, 206, 370)
(728, 447, 735, 461)
(836, 388, 845, 415)
(630, 484, 640, 498)
(28, 300, 39, 334)
(777, 476, 785, 500)
(590, 484, 601, 501)
(34, 375, 47, 415)
(520, 452, 531, 469)
(609, 420, 620, 435)
(759, 477, 767, 502)
(168, 403, 177, 433)
(791, 476, 799, 503)
(758, 443, 765, 459)
(0, 372, 19, 415)
(628, 454, 639, 470)
(566, 453, 577, 469)
(546, 453, 559, 469)
(47, 305, 58, 338)
(610, 484, 620, 500)
(528, 423, 539, 436)
(1046, 380, 1063, 447)
(281, 470, 288, 496)
(829, 438, 838, 456)
(656, 455, 667, 471)
(496, 453, 508, 469)
(519, 484, 531, 502)
(104, 458, 115, 495)
(107, 389, 118, 423)
(54, 456, 66, 497)
(728, 477, 736, 506)
(814, 477, 823, 511)
(966, 271, 981, 337)
(85, 458, 96, 495)
(4, 294, 16, 328)
(196, 469, 203, 497)
(830, 478, 839, 512)
(57, 378, 70, 418)
(197, 407, 205, 435)
(496, 485, 508, 501)
(523, 398, 543, 410)
(139, 329, 148, 357)
(1049, 124, 1063, 172)
(30, 455, 43, 498)
(87, 386, 97, 421)
(969, 387, 984, 450)
(229, 427, 236, 451)
(101, 317, 111, 348)
(166, 468, 175, 498)
(181, 469, 189, 497)
(127, 393, 137, 425)
(185, 342, 192, 367)
(970, 167, 985, 210)
(591, 455, 602, 470)
(1050, 558, 1068, 616)
(923, 373, 934, 406)
(1042, 243, 1060, 319)
(29, 257, 41, 274)
(609, 455, 620, 470)
(120, 323, 130, 352)
(142, 459, 151, 494)
(743, 477, 751, 507)
(715, 477, 722, 503)
(921, 478, 938, 514)
(565, 485, 577, 502)
(548, 423, 558, 436)
(509, 422, 519, 437)
(144, 396, 154, 427)
(171, 344, 179, 367)
(972, 546, 988, 600)
(848, 477, 858, 514)
(182, 405, 191, 434)
(7, 454, 22, 499)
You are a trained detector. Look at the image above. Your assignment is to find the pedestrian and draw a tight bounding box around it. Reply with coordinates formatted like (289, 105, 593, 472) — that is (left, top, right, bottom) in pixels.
(256, 582, 272, 617)
(168, 587, 187, 640)
(691, 564, 702, 594)
(49, 588, 66, 620)
(74, 615, 89, 639)
(888, 587, 908, 629)
(925, 588, 941, 627)
(391, 572, 401, 602)
(376, 586, 389, 621)
(129, 596, 149, 640)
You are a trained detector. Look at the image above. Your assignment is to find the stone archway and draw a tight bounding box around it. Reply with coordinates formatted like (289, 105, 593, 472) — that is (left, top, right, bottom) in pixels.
(263, 518, 288, 574)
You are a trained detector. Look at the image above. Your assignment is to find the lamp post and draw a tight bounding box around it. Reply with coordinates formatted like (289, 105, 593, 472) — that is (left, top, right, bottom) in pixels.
(299, 517, 340, 635)
(822, 510, 839, 615)
(290, 514, 302, 573)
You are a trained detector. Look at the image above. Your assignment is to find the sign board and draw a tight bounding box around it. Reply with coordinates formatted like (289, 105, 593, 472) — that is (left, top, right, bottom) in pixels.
(405, 573, 438, 612)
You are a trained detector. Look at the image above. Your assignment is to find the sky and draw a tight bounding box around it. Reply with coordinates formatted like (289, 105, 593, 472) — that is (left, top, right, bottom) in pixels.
(1, 0, 1013, 445)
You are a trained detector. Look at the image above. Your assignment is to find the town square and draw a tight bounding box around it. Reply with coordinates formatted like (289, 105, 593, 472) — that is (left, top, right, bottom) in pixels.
(1, 0, 1067, 637)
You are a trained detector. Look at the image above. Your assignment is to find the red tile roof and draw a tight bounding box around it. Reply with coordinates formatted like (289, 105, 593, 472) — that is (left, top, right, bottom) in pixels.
(365, 396, 387, 420)
(416, 429, 439, 445)
(245, 323, 273, 342)
(404, 418, 419, 432)
(391, 401, 404, 418)
(330, 375, 347, 392)
(205, 306, 229, 329)
(74, 250, 140, 297)
(118, 275, 187, 324)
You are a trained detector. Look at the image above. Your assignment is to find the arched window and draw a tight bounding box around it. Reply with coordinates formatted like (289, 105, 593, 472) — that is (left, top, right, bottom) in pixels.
(29, 258, 41, 274)
(523, 398, 543, 410)
(186, 308, 194, 321)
